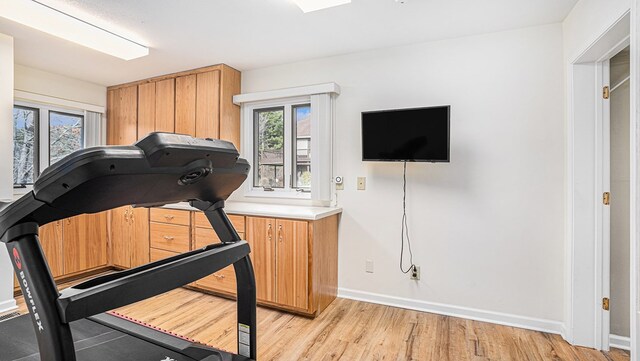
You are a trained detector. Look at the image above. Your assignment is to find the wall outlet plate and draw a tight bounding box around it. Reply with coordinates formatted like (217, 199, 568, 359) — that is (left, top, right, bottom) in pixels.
(411, 265, 420, 280)
(357, 177, 366, 190)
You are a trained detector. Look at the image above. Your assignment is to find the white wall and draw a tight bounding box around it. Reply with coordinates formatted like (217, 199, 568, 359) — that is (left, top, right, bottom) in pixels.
(14, 64, 106, 108)
(0, 32, 17, 313)
(241, 24, 565, 328)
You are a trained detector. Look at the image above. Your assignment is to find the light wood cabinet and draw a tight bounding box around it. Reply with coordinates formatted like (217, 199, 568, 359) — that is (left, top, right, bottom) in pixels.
(110, 206, 150, 269)
(39, 221, 64, 278)
(275, 219, 309, 310)
(107, 85, 138, 145)
(175, 74, 197, 136)
(107, 64, 241, 149)
(63, 213, 108, 274)
(191, 214, 336, 316)
(245, 217, 276, 302)
(194, 213, 245, 296)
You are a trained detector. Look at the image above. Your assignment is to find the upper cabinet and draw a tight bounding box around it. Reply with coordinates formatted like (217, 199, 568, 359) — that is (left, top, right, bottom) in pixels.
(108, 64, 241, 149)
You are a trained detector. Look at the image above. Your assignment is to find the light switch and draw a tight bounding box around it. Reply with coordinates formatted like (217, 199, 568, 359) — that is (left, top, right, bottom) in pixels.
(366, 259, 374, 273)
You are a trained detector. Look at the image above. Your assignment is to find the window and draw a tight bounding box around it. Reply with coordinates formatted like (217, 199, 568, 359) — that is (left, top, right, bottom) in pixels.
(252, 102, 312, 193)
(13, 106, 39, 186)
(12, 102, 86, 189)
(49, 111, 84, 164)
(238, 83, 339, 203)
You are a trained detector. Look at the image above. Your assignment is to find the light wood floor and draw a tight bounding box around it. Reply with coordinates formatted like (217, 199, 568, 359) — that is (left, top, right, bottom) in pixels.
(10, 276, 631, 361)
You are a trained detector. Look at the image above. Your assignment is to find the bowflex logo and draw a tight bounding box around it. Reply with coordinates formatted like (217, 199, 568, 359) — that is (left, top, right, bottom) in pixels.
(12, 248, 21, 270)
(13, 247, 44, 332)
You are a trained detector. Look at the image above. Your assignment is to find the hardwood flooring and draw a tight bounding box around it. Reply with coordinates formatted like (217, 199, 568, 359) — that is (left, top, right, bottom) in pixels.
(9, 276, 631, 361)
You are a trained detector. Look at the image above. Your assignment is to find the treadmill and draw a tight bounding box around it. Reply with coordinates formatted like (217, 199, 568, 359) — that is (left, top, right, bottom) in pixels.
(0, 132, 257, 361)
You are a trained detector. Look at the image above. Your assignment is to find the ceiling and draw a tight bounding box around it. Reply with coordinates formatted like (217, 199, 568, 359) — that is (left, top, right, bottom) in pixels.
(0, 0, 578, 86)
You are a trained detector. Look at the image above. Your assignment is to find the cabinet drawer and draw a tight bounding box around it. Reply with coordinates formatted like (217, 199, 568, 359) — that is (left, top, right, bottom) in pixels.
(150, 208, 190, 226)
(150, 248, 179, 262)
(194, 212, 245, 232)
(194, 227, 245, 248)
(195, 265, 237, 294)
(150, 222, 190, 253)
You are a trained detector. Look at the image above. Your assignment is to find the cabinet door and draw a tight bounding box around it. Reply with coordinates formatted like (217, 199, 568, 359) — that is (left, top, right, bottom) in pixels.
(155, 78, 175, 133)
(110, 206, 131, 268)
(245, 217, 276, 302)
(137, 82, 156, 140)
(63, 213, 108, 274)
(39, 221, 64, 278)
(107, 86, 138, 145)
(130, 207, 150, 267)
(194, 227, 239, 294)
(195, 70, 220, 139)
(175, 75, 197, 136)
(276, 219, 309, 309)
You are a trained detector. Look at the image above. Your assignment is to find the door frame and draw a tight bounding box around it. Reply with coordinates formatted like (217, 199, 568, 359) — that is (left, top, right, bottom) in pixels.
(565, 10, 632, 351)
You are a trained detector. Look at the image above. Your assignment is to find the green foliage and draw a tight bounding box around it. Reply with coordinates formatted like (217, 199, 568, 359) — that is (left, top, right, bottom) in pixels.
(258, 110, 284, 150)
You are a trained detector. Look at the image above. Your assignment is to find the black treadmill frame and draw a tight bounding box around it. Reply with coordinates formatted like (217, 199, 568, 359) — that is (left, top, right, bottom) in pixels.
(4, 201, 257, 361)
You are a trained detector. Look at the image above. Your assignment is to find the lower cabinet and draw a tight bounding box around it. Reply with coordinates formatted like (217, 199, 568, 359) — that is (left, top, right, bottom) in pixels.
(63, 213, 108, 274)
(193, 214, 337, 317)
(110, 206, 150, 268)
(15, 213, 110, 291)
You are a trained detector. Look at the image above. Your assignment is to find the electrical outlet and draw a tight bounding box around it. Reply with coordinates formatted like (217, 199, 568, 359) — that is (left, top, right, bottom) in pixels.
(410, 265, 420, 280)
(365, 259, 374, 273)
(357, 177, 366, 190)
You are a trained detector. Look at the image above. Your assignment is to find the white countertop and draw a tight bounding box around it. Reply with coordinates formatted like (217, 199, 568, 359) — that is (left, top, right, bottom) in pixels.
(162, 201, 342, 221)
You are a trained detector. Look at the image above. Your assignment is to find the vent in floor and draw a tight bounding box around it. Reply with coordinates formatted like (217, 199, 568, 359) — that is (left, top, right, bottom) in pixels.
(0, 311, 20, 323)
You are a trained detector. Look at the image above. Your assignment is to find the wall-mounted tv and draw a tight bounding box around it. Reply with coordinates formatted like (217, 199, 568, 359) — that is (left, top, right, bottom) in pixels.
(362, 105, 450, 162)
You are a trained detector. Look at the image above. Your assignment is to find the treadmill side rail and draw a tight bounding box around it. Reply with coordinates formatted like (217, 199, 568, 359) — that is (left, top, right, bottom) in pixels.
(58, 241, 251, 323)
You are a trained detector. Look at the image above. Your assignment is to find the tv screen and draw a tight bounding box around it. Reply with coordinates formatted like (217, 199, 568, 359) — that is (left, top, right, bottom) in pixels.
(362, 106, 450, 162)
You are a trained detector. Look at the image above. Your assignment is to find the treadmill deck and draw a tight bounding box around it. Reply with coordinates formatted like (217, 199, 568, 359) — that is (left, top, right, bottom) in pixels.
(0, 313, 249, 361)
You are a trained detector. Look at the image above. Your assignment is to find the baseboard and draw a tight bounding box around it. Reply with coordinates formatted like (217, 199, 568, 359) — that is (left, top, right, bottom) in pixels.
(0, 299, 17, 314)
(610, 334, 631, 351)
(338, 288, 565, 335)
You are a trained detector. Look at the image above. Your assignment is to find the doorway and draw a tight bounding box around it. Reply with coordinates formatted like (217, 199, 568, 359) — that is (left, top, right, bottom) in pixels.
(608, 46, 632, 352)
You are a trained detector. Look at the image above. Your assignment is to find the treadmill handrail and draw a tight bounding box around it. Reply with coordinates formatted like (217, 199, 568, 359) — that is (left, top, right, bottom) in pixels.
(57, 241, 250, 323)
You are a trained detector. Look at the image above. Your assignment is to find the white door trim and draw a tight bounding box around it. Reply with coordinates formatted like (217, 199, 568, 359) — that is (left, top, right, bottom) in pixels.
(565, 10, 631, 349)
(631, 1, 640, 359)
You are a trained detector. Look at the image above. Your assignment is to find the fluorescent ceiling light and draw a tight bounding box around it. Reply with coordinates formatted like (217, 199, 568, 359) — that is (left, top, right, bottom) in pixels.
(0, 0, 148, 60)
(293, 0, 351, 13)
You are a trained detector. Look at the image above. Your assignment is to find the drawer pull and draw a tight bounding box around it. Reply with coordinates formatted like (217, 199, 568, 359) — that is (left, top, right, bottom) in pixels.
(163, 235, 174, 241)
(213, 273, 225, 279)
(164, 215, 175, 221)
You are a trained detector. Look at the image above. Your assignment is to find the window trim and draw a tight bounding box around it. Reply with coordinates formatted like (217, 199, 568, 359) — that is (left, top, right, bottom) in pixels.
(253, 106, 285, 189)
(292, 103, 311, 190)
(243, 96, 313, 200)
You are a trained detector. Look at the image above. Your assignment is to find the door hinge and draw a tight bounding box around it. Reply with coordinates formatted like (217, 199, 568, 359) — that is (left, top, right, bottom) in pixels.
(603, 86, 610, 99)
(603, 192, 610, 205)
(602, 297, 610, 311)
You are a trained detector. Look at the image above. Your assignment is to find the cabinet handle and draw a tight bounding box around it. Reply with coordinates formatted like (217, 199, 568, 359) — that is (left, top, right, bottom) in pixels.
(164, 215, 174, 221)
(278, 225, 283, 243)
(130, 211, 135, 224)
(213, 273, 225, 279)
(163, 235, 174, 241)
(124, 209, 130, 222)
(268, 223, 272, 240)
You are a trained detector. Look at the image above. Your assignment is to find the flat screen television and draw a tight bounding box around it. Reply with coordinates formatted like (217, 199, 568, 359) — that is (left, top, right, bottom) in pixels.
(362, 106, 450, 162)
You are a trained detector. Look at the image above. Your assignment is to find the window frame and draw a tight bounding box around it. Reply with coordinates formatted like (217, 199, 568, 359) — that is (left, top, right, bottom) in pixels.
(253, 106, 286, 189)
(244, 96, 312, 199)
(13, 100, 86, 195)
(292, 103, 312, 190)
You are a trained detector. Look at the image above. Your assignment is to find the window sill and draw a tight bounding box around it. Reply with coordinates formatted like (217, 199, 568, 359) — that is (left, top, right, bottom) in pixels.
(13, 186, 33, 199)
(244, 189, 312, 200)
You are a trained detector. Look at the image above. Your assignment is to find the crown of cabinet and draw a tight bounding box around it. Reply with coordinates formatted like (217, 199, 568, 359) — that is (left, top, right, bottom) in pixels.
(107, 64, 241, 150)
